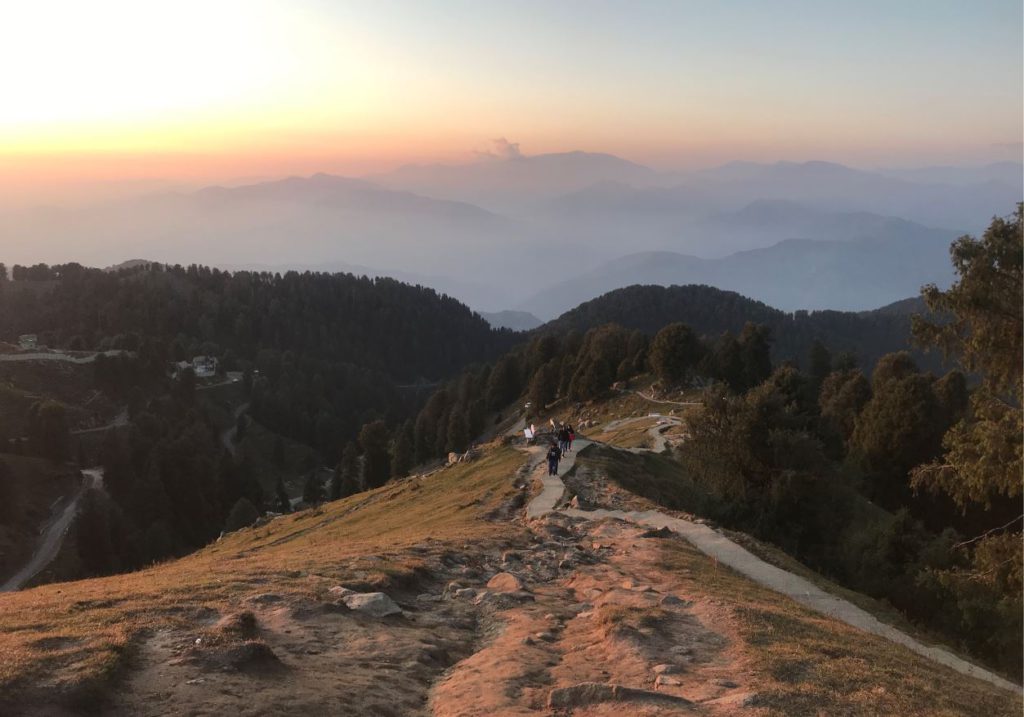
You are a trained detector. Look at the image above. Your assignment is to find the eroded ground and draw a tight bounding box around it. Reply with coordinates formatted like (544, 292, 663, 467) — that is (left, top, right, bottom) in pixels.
(1, 436, 1019, 716)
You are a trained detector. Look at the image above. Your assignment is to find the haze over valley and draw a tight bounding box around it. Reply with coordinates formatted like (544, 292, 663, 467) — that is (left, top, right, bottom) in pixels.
(3, 152, 1019, 316)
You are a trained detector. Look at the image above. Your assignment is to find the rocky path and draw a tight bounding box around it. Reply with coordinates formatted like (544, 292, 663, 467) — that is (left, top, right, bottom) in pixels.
(524, 438, 1020, 694)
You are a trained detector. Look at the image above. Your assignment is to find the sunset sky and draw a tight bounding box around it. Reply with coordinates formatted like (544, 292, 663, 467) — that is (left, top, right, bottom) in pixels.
(1, 0, 1021, 197)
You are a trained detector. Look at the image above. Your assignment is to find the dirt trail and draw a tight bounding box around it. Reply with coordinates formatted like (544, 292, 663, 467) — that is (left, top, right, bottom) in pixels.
(525, 439, 1021, 694)
(0, 468, 103, 593)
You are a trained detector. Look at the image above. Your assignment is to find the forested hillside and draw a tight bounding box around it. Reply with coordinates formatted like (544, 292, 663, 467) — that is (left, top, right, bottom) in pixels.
(0, 263, 517, 578)
(0, 263, 516, 452)
(540, 284, 931, 372)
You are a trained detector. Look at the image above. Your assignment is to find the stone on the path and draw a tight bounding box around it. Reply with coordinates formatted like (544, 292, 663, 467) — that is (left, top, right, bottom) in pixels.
(653, 663, 679, 675)
(328, 585, 354, 598)
(660, 594, 690, 607)
(487, 572, 525, 592)
(655, 675, 682, 687)
(548, 682, 694, 709)
(245, 593, 284, 605)
(341, 592, 402, 617)
(713, 678, 738, 689)
(454, 588, 477, 600)
(548, 683, 616, 709)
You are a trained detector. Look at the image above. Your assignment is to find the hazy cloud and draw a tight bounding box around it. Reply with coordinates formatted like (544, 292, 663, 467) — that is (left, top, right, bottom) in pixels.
(476, 137, 523, 160)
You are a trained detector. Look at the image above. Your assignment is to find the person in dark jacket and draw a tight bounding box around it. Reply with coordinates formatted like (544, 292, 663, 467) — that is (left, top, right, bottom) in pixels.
(558, 426, 570, 454)
(567, 425, 576, 452)
(546, 442, 562, 476)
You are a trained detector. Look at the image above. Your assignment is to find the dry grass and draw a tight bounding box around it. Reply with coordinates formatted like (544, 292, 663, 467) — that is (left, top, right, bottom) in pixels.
(656, 539, 1022, 716)
(590, 417, 659, 448)
(0, 444, 527, 706)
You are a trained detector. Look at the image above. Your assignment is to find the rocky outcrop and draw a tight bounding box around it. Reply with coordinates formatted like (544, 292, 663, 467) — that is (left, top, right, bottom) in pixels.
(340, 592, 402, 617)
(547, 682, 694, 709)
(485, 572, 525, 593)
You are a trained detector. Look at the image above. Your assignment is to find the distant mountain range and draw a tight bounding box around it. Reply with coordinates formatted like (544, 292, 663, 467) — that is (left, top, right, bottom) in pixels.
(4, 152, 1018, 315)
(519, 214, 958, 318)
(370, 151, 662, 212)
(478, 310, 542, 332)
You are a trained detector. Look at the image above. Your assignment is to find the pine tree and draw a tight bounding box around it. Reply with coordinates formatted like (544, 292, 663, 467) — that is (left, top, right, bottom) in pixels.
(808, 340, 832, 388)
(649, 322, 702, 386)
(527, 361, 559, 414)
(224, 497, 259, 531)
(359, 421, 390, 489)
(275, 475, 291, 512)
(335, 441, 361, 497)
(738, 323, 773, 391)
(302, 472, 324, 505)
(446, 411, 470, 454)
(391, 421, 414, 478)
(0, 459, 18, 524)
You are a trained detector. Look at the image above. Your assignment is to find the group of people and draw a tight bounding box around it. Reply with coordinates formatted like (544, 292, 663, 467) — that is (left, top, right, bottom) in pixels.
(546, 423, 576, 476)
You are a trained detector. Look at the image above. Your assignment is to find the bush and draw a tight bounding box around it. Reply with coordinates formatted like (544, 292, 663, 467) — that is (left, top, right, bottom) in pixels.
(225, 497, 260, 532)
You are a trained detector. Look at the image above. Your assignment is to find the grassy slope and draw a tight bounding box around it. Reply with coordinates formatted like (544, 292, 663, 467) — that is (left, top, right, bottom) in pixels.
(578, 428, 1022, 691)
(0, 445, 525, 704)
(656, 538, 1019, 716)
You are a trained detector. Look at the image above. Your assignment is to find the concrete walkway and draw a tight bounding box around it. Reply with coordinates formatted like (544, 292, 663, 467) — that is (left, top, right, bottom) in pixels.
(522, 437, 1021, 694)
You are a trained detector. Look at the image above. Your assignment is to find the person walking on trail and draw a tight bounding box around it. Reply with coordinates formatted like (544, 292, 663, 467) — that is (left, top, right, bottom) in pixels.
(567, 425, 576, 452)
(557, 426, 570, 455)
(546, 441, 562, 476)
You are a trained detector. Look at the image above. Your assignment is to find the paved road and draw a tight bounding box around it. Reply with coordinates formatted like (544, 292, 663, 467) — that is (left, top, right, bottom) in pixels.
(0, 350, 130, 365)
(0, 468, 104, 592)
(221, 403, 250, 456)
(71, 408, 129, 436)
(520, 435, 1020, 694)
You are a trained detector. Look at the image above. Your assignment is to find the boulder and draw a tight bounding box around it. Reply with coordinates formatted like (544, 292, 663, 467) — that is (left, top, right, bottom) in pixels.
(486, 572, 525, 593)
(548, 683, 616, 709)
(341, 592, 402, 617)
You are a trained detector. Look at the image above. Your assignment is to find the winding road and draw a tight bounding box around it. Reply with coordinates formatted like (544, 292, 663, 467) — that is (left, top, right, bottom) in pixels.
(0, 468, 104, 592)
(520, 427, 1020, 694)
(0, 350, 130, 365)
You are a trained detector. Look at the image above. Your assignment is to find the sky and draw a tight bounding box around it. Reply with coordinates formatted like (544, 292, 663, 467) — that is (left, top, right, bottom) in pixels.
(1, 0, 1021, 200)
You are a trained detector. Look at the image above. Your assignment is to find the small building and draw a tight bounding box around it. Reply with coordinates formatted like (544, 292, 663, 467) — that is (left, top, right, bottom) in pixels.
(18, 334, 37, 350)
(192, 355, 219, 378)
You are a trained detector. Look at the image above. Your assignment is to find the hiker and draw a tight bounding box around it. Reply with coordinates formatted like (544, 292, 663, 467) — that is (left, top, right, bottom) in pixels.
(546, 441, 562, 476)
(567, 425, 576, 452)
(557, 426, 570, 454)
